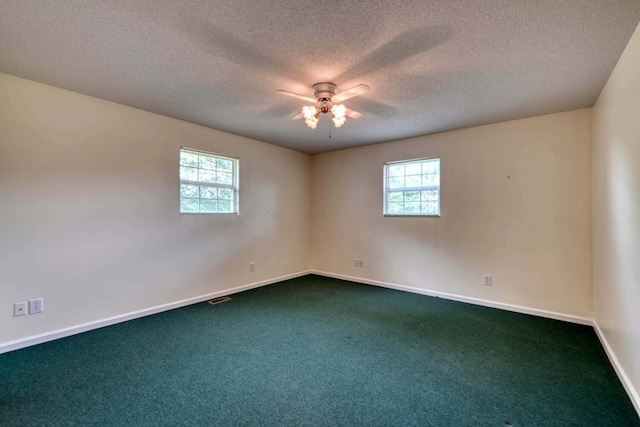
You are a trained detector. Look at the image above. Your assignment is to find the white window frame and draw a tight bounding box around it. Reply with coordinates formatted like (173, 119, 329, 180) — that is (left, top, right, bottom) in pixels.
(383, 157, 441, 217)
(179, 147, 239, 214)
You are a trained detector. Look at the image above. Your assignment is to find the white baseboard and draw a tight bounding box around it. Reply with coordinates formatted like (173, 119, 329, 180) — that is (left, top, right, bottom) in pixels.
(0, 270, 311, 355)
(310, 270, 592, 325)
(593, 322, 640, 417)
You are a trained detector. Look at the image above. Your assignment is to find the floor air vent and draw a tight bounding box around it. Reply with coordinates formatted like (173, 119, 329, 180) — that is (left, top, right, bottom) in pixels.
(208, 296, 231, 305)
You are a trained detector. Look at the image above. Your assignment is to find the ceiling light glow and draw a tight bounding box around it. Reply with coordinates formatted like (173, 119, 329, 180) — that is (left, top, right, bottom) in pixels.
(301, 102, 349, 129)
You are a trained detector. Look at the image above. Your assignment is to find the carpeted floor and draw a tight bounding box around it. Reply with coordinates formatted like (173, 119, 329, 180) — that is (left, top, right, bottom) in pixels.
(1, 275, 638, 426)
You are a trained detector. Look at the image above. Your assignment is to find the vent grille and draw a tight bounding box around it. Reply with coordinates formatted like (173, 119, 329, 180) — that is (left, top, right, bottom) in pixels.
(208, 296, 231, 305)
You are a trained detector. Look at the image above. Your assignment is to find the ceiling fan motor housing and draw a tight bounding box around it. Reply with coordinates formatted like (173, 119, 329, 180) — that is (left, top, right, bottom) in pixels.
(312, 82, 338, 98)
(313, 82, 337, 113)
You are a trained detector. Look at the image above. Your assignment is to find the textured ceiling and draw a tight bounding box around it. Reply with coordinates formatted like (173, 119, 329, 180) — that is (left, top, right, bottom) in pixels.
(1, 1, 639, 154)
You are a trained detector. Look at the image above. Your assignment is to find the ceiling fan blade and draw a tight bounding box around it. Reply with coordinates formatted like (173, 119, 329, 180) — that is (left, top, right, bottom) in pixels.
(345, 108, 364, 119)
(347, 98, 398, 119)
(332, 84, 370, 103)
(291, 112, 304, 120)
(276, 90, 316, 103)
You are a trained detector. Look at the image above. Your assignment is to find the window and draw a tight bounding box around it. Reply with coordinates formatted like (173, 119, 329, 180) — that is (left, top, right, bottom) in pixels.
(179, 147, 238, 214)
(384, 157, 440, 216)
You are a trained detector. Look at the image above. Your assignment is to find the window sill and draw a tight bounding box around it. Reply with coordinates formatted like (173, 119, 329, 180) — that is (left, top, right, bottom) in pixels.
(179, 212, 239, 215)
(383, 214, 440, 218)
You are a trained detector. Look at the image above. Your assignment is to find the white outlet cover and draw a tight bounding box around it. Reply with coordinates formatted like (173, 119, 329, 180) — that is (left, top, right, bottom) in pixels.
(28, 298, 44, 314)
(483, 275, 492, 286)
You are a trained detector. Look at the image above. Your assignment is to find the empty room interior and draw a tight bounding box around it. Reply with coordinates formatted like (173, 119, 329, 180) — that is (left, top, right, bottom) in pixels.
(1, 1, 640, 425)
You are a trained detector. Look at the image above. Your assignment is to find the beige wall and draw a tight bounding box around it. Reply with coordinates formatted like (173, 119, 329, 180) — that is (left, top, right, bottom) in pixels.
(0, 73, 311, 344)
(312, 109, 592, 317)
(593, 22, 640, 407)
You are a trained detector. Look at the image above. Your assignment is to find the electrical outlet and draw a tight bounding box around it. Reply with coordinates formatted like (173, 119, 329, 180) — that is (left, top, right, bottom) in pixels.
(353, 258, 359, 267)
(29, 298, 43, 314)
(249, 262, 255, 272)
(14, 302, 27, 317)
(358, 259, 364, 267)
(483, 275, 492, 286)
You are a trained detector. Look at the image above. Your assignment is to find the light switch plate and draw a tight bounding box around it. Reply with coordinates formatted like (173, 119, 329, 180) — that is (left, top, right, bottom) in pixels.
(14, 302, 27, 317)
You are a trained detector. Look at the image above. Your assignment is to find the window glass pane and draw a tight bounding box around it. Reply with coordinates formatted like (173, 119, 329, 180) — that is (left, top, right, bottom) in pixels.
(404, 191, 420, 201)
(180, 166, 198, 181)
(199, 200, 217, 213)
(180, 184, 199, 198)
(421, 190, 438, 201)
(388, 176, 405, 188)
(217, 172, 233, 185)
(199, 155, 217, 170)
(217, 200, 232, 213)
(180, 152, 198, 167)
(388, 191, 403, 202)
(200, 186, 217, 199)
(218, 188, 233, 200)
(198, 169, 216, 183)
(404, 202, 421, 213)
(422, 201, 439, 215)
(405, 175, 421, 187)
(422, 160, 438, 174)
(422, 174, 439, 186)
(388, 164, 404, 177)
(217, 159, 233, 172)
(388, 202, 403, 214)
(406, 163, 421, 175)
(180, 198, 199, 213)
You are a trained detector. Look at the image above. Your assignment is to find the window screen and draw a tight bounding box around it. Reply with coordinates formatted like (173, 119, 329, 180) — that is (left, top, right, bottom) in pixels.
(179, 147, 238, 214)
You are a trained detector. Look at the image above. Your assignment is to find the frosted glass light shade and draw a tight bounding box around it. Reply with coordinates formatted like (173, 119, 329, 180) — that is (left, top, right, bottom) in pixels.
(331, 104, 346, 118)
(302, 105, 317, 120)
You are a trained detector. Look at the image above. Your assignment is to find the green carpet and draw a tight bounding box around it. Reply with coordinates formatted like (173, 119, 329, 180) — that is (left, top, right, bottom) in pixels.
(1, 275, 638, 426)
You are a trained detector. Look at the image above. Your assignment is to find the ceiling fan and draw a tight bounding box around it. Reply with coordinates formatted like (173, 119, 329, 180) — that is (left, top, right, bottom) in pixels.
(276, 82, 369, 129)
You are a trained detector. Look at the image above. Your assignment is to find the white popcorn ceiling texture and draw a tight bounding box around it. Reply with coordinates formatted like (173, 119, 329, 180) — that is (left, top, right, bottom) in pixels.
(1, 0, 639, 153)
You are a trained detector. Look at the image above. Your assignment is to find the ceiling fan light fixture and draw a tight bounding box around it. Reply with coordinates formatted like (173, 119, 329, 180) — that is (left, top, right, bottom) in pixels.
(282, 83, 368, 130)
(331, 104, 347, 128)
(305, 117, 319, 129)
(331, 104, 346, 118)
(302, 105, 319, 129)
(332, 116, 346, 128)
(302, 105, 317, 120)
